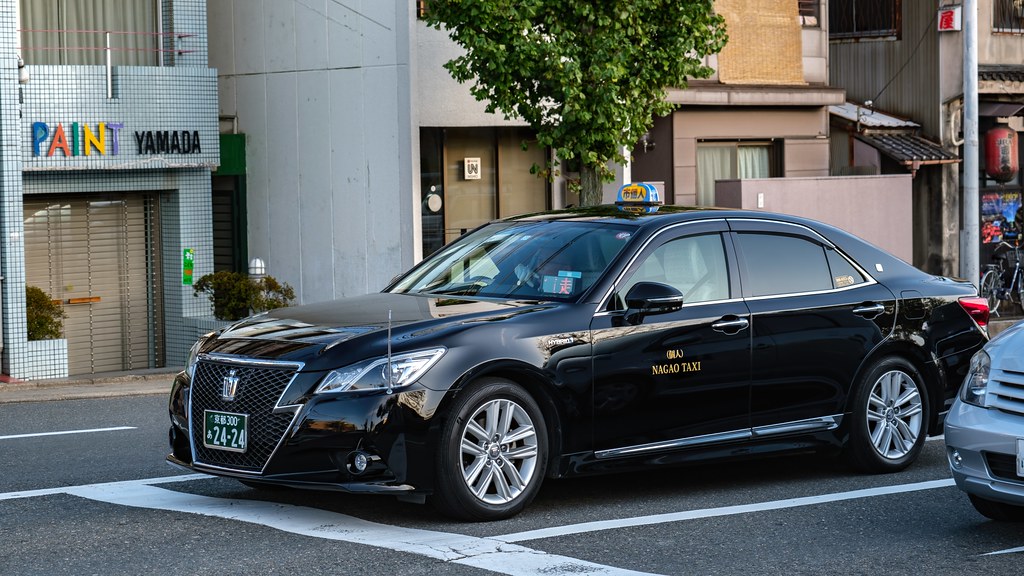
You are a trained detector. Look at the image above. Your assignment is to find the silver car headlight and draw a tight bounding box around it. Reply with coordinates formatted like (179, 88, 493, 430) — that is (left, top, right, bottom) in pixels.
(315, 347, 446, 394)
(960, 350, 991, 408)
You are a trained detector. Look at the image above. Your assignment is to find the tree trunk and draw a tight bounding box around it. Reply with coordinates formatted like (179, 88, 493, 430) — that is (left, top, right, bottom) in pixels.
(579, 164, 603, 206)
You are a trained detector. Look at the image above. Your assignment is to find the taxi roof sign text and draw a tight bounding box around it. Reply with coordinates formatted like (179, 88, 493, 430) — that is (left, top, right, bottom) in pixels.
(616, 182, 662, 206)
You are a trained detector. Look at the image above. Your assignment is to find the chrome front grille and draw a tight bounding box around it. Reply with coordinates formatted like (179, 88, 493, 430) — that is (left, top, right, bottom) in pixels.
(990, 368, 1024, 416)
(190, 358, 300, 473)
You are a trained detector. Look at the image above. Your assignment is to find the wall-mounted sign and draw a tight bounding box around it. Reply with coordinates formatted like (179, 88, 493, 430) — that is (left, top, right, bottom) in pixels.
(938, 6, 961, 31)
(31, 121, 125, 157)
(31, 121, 202, 157)
(464, 157, 481, 180)
(183, 248, 194, 285)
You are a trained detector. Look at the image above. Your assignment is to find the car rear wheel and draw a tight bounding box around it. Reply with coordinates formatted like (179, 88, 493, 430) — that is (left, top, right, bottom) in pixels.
(432, 378, 548, 521)
(845, 357, 927, 473)
(969, 494, 1024, 521)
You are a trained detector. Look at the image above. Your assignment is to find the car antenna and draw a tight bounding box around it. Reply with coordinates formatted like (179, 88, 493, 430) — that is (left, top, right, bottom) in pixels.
(386, 309, 394, 395)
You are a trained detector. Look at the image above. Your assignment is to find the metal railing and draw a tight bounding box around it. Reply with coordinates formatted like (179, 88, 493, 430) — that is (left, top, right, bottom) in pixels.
(993, 0, 1024, 34)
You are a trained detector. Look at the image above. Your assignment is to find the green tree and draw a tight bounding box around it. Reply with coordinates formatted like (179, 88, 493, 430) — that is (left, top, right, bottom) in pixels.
(425, 0, 727, 205)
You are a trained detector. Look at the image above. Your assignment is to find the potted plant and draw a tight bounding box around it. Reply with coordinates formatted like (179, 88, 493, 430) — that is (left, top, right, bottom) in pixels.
(26, 285, 66, 340)
(193, 270, 295, 321)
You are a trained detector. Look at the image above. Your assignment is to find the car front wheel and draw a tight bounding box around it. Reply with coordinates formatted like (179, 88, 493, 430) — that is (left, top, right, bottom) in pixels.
(845, 357, 927, 473)
(432, 378, 548, 521)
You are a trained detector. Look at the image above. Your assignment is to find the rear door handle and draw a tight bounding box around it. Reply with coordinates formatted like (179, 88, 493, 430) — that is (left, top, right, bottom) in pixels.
(711, 317, 749, 334)
(852, 302, 885, 318)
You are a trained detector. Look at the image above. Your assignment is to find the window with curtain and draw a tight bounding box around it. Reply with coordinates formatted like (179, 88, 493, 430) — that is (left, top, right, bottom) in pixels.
(21, 0, 159, 66)
(993, 0, 1024, 33)
(696, 143, 774, 207)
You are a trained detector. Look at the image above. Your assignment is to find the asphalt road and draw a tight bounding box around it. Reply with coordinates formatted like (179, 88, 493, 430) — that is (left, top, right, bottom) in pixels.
(2, 393, 1024, 576)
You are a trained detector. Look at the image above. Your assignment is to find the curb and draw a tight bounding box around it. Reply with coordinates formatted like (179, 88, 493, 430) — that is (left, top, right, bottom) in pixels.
(0, 369, 179, 404)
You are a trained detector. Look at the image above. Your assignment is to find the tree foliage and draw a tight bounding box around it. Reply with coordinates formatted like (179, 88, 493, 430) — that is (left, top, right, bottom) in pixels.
(425, 0, 727, 205)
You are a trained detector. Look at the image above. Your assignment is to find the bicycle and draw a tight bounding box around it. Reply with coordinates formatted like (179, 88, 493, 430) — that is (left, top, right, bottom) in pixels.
(980, 236, 1024, 316)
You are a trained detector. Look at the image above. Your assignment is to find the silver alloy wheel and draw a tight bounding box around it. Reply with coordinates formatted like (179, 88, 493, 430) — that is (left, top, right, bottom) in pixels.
(865, 369, 923, 459)
(459, 398, 539, 505)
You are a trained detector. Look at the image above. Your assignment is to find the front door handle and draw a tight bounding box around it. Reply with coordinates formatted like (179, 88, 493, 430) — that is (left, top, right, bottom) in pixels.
(852, 302, 885, 318)
(712, 316, 749, 334)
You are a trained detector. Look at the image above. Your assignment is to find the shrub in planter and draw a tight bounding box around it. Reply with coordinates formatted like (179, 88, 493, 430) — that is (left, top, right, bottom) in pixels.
(193, 270, 296, 321)
(26, 285, 66, 340)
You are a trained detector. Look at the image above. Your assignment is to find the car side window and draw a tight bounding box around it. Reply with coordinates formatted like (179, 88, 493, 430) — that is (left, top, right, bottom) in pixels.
(735, 232, 833, 296)
(825, 248, 867, 288)
(619, 233, 729, 305)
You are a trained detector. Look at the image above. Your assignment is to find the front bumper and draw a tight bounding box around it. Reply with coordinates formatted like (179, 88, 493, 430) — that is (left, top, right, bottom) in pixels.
(945, 398, 1024, 506)
(167, 369, 445, 495)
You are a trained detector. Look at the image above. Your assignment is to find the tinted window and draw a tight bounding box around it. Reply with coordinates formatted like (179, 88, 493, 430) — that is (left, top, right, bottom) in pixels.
(390, 221, 633, 301)
(736, 233, 832, 296)
(620, 233, 729, 304)
(826, 249, 867, 288)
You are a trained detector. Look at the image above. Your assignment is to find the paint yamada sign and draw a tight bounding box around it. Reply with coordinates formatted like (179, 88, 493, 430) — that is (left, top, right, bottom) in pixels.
(30, 120, 204, 162)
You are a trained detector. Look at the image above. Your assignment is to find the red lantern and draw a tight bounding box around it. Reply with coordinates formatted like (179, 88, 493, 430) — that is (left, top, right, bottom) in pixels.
(986, 126, 1018, 182)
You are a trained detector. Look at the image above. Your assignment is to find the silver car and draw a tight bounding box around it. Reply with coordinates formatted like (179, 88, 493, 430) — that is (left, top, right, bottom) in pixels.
(946, 320, 1024, 521)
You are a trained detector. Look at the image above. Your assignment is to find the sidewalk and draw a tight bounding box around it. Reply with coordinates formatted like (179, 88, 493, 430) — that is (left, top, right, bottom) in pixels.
(0, 367, 179, 404)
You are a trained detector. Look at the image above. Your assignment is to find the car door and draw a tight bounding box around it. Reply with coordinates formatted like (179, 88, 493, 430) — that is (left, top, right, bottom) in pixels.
(589, 220, 752, 458)
(727, 219, 897, 433)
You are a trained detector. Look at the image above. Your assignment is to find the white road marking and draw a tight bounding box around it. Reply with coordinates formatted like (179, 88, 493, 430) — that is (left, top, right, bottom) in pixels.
(65, 479, 658, 576)
(984, 545, 1024, 556)
(493, 479, 956, 543)
(0, 426, 136, 440)
(0, 473, 207, 502)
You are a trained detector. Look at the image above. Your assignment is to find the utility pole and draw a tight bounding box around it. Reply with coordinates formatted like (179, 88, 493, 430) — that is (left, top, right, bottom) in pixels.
(962, 0, 979, 287)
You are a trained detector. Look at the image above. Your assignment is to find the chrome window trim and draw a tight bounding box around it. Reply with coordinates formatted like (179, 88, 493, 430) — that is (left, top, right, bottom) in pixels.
(594, 415, 841, 459)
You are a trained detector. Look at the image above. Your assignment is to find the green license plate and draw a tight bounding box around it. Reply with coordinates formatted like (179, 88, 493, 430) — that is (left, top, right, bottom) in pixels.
(204, 410, 248, 453)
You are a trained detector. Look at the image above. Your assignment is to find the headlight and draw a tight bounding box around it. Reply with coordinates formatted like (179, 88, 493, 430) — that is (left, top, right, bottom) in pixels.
(185, 333, 213, 379)
(315, 347, 446, 394)
(961, 350, 991, 407)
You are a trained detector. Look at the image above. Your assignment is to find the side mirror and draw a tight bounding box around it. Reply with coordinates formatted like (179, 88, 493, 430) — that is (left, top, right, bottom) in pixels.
(623, 282, 684, 323)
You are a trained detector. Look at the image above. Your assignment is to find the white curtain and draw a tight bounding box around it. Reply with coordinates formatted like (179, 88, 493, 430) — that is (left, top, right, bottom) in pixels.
(738, 146, 770, 179)
(696, 145, 736, 207)
(22, 0, 157, 66)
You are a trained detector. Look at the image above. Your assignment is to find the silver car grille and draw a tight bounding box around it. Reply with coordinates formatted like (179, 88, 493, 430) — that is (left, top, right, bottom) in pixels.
(990, 367, 1024, 416)
(189, 359, 300, 474)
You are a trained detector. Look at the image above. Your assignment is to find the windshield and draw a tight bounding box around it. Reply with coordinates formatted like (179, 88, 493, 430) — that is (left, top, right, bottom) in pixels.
(390, 220, 635, 301)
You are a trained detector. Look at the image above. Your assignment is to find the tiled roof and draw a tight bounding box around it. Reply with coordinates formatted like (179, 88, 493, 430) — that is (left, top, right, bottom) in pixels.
(855, 134, 959, 165)
(829, 102, 918, 129)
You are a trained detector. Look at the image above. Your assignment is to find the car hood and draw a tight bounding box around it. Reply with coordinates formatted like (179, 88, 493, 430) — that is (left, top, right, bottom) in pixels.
(985, 319, 1024, 372)
(200, 292, 550, 363)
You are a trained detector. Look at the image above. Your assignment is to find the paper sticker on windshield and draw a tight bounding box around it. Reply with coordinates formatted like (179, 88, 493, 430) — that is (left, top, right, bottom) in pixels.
(616, 232, 632, 240)
(542, 275, 576, 295)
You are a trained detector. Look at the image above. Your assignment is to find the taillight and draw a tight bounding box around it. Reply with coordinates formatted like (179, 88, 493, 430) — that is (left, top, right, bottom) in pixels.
(959, 296, 990, 329)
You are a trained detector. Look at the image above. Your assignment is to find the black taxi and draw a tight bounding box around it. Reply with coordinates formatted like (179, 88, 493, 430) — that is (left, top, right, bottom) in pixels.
(168, 183, 990, 521)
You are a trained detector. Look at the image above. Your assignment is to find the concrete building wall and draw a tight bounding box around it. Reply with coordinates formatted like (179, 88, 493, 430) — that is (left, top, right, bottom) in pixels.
(209, 0, 415, 305)
(715, 174, 914, 263)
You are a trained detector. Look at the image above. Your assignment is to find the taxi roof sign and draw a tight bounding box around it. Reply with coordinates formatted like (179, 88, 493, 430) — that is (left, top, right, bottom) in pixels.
(616, 182, 662, 206)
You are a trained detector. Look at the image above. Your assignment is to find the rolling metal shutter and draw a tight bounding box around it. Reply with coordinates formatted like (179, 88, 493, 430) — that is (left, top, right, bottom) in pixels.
(24, 193, 163, 375)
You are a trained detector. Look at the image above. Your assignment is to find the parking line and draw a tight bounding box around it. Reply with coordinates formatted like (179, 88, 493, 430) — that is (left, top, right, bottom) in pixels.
(0, 426, 136, 440)
(65, 479, 659, 576)
(493, 478, 956, 543)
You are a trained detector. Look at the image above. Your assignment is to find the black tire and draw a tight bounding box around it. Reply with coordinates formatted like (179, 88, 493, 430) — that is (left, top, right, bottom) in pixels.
(969, 494, 1024, 521)
(980, 269, 1002, 316)
(432, 378, 548, 521)
(844, 357, 928, 473)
